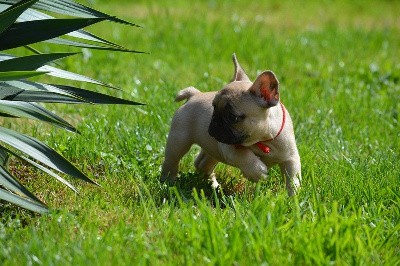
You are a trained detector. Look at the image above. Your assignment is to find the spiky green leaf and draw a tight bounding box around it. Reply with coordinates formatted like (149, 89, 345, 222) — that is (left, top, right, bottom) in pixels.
(0, 4, 128, 49)
(0, 54, 116, 89)
(40, 64, 117, 89)
(1, 81, 143, 105)
(0, 164, 43, 203)
(53, 85, 144, 105)
(0, 52, 77, 72)
(0, 86, 84, 103)
(0, 100, 77, 132)
(1, 146, 78, 193)
(0, 146, 9, 165)
(0, 71, 48, 81)
(47, 38, 143, 53)
(20, 155, 78, 193)
(0, 0, 39, 34)
(2, 80, 72, 95)
(0, 0, 139, 26)
(0, 17, 105, 51)
(0, 188, 48, 213)
(0, 126, 97, 185)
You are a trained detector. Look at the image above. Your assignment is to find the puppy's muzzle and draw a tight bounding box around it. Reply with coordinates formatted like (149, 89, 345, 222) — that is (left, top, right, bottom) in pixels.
(208, 117, 246, 144)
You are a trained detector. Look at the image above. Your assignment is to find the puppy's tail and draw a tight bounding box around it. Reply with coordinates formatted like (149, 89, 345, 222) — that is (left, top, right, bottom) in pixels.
(175, 86, 200, 102)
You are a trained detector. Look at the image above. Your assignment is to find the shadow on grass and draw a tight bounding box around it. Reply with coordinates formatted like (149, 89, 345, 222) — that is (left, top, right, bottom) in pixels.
(156, 168, 285, 209)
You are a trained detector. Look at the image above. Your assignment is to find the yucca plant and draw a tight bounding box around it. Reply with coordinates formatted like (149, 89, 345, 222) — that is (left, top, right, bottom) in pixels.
(0, 0, 142, 213)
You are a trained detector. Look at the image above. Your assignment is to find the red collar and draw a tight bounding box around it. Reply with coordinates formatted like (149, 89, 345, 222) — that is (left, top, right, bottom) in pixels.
(240, 102, 286, 154)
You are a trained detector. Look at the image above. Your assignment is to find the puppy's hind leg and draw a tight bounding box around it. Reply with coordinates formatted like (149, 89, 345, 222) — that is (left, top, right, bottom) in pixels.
(161, 132, 192, 185)
(194, 150, 219, 188)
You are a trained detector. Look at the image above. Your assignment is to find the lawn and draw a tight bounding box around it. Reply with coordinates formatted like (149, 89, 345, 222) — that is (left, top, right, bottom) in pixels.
(1, 0, 400, 265)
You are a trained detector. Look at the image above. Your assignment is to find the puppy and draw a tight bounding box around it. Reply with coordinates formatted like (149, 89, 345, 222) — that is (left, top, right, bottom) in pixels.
(161, 54, 301, 195)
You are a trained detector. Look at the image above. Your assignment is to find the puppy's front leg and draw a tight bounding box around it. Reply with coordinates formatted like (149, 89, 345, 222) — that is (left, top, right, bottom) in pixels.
(219, 144, 267, 182)
(279, 158, 301, 196)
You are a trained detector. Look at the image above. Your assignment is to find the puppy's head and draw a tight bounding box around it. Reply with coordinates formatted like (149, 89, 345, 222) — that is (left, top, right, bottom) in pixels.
(208, 54, 280, 145)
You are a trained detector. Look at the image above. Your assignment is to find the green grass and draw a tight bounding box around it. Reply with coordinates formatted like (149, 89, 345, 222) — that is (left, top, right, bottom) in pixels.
(1, 0, 400, 264)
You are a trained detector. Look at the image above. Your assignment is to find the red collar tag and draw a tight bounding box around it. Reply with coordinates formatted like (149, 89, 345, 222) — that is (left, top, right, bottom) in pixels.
(256, 142, 270, 153)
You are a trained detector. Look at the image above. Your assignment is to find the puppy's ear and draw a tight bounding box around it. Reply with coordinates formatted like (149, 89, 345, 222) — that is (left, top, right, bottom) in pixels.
(231, 53, 250, 82)
(249, 71, 280, 108)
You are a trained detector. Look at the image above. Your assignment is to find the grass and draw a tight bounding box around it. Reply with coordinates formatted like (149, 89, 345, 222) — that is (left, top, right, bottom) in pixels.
(1, 0, 400, 264)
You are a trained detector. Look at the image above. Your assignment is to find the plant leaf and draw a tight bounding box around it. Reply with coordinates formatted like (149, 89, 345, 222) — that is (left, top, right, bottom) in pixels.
(0, 100, 77, 132)
(0, 164, 43, 203)
(38, 64, 117, 89)
(47, 38, 143, 53)
(1, 145, 79, 193)
(0, 52, 77, 72)
(20, 155, 79, 193)
(0, 84, 21, 98)
(0, 0, 139, 26)
(0, 0, 140, 213)
(0, 126, 97, 185)
(0, 53, 118, 89)
(4, 90, 85, 103)
(0, 17, 106, 51)
(1, 81, 143, 105)
(53, 85, 144, 105)
(0, 0, 39, 34)
(2, 80, 78, 96)
(0, 187, 48, 213)
(0, 146, 9, 166)
(0, 86, 85, 103)
(0, 71, 48, 81)
(0, 112, 18, 117)
(0, 4, 137, 51)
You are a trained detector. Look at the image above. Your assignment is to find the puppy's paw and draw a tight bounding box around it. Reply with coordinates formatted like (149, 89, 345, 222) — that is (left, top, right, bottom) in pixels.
(242, 162, 268, 182)
(209, 173, 220, 189)
(160, 173, 177, 186)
